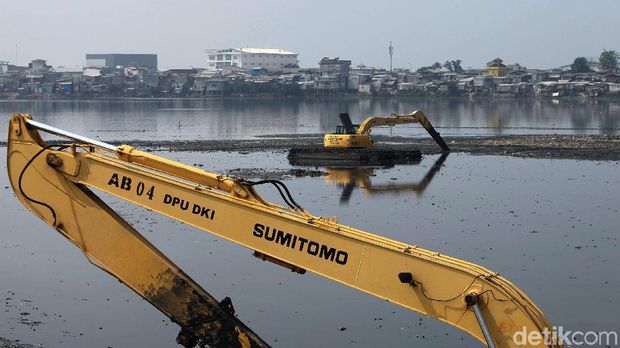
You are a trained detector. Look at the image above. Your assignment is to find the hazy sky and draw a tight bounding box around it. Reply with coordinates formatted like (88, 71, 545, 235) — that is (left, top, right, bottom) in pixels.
(1, 0, 618, 70)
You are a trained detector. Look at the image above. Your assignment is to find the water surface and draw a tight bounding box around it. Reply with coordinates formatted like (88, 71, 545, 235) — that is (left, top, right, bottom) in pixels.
(1, 147, 618, 347)
(1, 99, 618, 347)
(1, 98, 619, 142)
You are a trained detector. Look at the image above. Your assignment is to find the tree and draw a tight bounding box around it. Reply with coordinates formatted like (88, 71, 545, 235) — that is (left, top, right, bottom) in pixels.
(599, 50, 619, 72)
(571, 57, 590, 73)
(416, 61, 443, 73)
(451, 59, 463, 73)
(442, 60, 463, 73)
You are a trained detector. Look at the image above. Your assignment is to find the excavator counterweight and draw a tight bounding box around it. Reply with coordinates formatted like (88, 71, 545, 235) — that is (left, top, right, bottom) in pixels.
(7, 114, 559, 348)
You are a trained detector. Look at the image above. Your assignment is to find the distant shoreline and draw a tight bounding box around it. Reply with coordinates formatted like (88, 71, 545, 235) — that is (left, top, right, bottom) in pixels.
(1, 95, 620, 102)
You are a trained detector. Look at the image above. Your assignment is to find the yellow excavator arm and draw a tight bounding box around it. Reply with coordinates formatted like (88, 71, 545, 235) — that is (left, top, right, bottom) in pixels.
(324, 110, 450, 151)
(7, 114, 558, 348)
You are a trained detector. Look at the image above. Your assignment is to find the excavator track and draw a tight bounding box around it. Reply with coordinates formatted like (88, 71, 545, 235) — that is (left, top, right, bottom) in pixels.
(288, 145, 421, 166)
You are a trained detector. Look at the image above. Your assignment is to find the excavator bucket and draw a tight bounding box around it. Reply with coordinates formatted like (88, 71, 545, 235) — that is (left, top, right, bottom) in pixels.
(413, 111, 450, 152)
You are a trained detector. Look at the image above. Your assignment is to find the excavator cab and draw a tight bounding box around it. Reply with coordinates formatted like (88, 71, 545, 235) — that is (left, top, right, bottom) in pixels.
(324, 113, 372, 148)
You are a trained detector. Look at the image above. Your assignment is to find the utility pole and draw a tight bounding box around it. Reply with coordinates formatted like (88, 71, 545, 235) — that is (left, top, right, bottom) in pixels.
(388, 41, 394, 72)
(15, 44, 18, 66)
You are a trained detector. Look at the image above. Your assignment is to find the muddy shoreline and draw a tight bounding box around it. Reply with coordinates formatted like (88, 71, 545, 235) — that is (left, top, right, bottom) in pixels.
(0, 338, 35, 348)
(3, 134, 618, 161)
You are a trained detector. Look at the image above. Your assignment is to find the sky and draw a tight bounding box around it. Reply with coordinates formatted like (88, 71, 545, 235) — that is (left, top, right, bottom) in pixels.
(1, 0, 619, 70)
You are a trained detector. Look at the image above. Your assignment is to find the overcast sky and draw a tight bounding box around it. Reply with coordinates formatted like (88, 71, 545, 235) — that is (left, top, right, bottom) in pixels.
(1, 0, 618, 70)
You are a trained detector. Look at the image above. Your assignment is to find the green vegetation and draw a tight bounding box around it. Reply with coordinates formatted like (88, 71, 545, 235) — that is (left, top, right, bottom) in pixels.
(416, 60, 463, 73)
(417, 62, 442, 72)
(443, 60, 463, 73)
(571, 57, 590, 73)
(599, 50, 619, 72)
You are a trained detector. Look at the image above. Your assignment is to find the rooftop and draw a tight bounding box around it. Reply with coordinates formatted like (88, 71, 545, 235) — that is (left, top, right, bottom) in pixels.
(487, 58, 507, 68)
(237, 48, 297, 55)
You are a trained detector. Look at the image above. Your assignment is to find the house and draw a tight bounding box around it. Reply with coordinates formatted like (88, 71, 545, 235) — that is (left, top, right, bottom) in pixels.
(319, 57, 351, 90)
(603, 73, 620, 83)
(204, 79, 227, 97)
(83, 67, 102, 77)
(348, 73, 370, 91)
(529, 70, 550, 83)
(487, 58, 507, 77)
(496, 84, 518, 95)
(298, 81, 315, 90)
(0, 61, 9, 74)
(608, 83, 620, 94)
(29, 59, 50, 74)
(397, 82, 415, 91)
(457, 77, 475, 92)
(358, 84, 371, 94)
(58, 81, 73, 94)
(440, 72, 457, 82)
(534, 81, 558, 96)
(509, 71, 531, 83)
(314, 76, 340, 95)
(473, 76, 493, 89)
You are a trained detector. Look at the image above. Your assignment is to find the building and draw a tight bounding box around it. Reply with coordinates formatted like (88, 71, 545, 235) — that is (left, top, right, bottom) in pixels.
(319, 57, 351, 90)
(319, 57, 351, 76)
(29, 59, 50, 74)
(0, 61, 9, 74)
(205, 48, 298, 71)
(85, 54, 157, 69)
(487, 58, 508, 77)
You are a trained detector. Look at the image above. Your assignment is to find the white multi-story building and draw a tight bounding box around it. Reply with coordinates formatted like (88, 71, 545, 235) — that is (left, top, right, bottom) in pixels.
(206, 48, 298, 72)
(0, 61, 9, 74)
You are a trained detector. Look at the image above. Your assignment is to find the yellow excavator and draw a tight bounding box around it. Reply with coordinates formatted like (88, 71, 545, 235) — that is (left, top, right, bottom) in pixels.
(323, 110, 450, 151)
(7, 114, 559, 348)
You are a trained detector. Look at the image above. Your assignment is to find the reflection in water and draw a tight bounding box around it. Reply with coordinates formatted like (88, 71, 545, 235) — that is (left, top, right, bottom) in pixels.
(1, 99, 619, 142)
(324, 153, 448, 204)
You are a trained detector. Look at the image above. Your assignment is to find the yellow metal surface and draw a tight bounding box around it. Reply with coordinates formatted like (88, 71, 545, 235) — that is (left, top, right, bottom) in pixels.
(323, 133, 373, 148)
(7, 115, 268, 348)
(7, 114, 560, 347)
(356, 111, 427, 136)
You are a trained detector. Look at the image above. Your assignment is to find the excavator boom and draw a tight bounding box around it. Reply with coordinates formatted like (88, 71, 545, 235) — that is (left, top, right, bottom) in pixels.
(7, 116, 269, 348)
(357, 110, 450, 151)
(7, 114, 558, 348)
